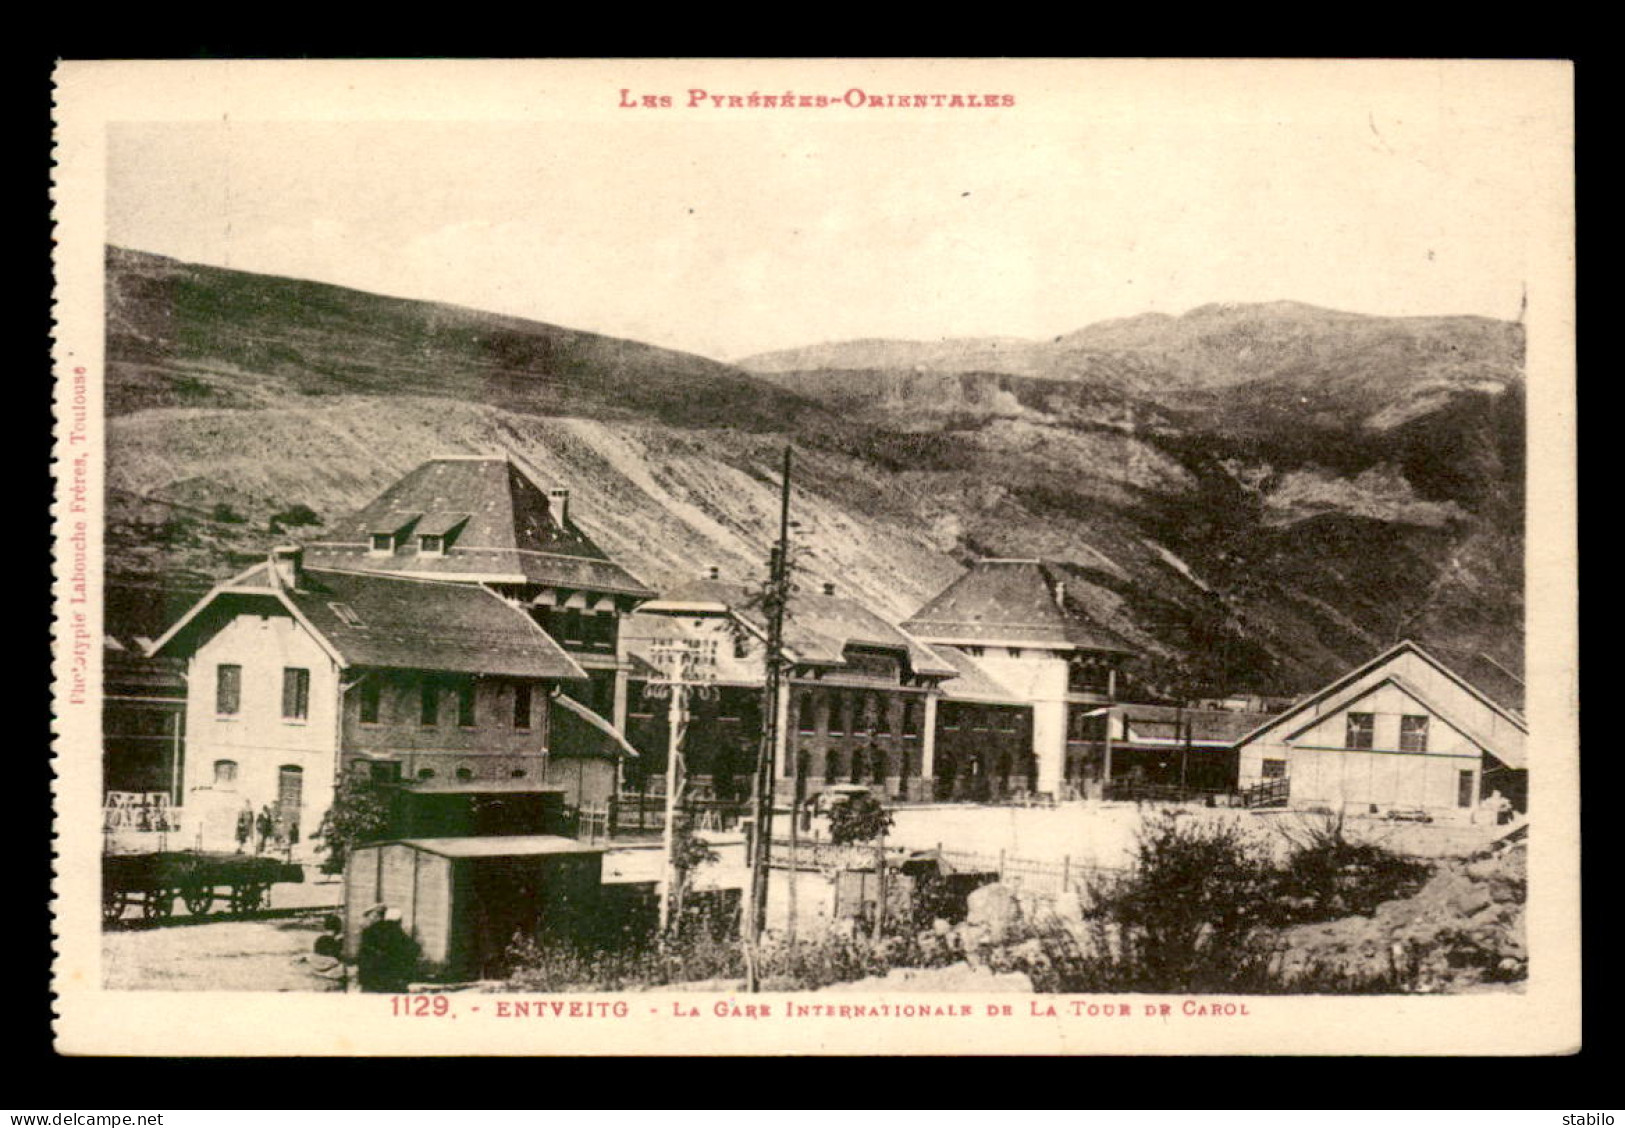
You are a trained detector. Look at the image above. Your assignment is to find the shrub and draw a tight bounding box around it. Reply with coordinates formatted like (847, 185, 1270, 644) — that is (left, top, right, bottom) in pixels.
(270, 503, 322, 531)
(827, 791, 893, 846)
(1270, 810, 1432, 923)
(312, 775, 392, 876)
(1085, 812, 1278, 991)
(211, 503, 246, 524)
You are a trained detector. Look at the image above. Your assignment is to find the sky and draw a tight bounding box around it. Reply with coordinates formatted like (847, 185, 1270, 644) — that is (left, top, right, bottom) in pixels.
(105, 63, 1564, 362)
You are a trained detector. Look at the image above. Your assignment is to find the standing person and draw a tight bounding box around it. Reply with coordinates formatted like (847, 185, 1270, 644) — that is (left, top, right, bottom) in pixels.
(255, 805, 275, 855)
(235, 803, 253, 854)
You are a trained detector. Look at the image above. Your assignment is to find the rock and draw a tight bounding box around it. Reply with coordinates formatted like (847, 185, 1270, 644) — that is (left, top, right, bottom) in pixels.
(966, 882, 1022, 944)
(1449, 885, 1494, 918)
(1051, 887, 1088, 924)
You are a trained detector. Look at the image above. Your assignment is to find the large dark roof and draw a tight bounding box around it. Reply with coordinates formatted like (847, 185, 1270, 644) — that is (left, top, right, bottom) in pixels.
(304, 456, 654, 598)
(155, 563, 587, 681)
(652, 579, 956, 678)
(902, 559, 1131, 652)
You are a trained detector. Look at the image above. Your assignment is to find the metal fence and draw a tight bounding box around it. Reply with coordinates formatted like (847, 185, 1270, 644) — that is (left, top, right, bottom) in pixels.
(765, 836, 1126, 900)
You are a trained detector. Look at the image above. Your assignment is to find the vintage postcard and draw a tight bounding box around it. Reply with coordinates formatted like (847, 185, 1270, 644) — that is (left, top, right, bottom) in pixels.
(51, 58, 1578, 1056)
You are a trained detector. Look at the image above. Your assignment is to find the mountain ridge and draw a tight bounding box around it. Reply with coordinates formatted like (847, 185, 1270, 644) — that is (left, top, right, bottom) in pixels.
(102, 247, 1525, 700)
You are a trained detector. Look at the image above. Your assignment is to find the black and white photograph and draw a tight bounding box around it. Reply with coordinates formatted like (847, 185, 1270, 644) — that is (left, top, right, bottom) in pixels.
(51, 58, 1577, 1056)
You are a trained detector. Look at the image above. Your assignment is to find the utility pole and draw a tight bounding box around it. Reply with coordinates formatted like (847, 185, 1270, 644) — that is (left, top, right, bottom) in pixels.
(658, 675, 686, 935)
(745, 445, 792, 990)
(648, 638, 713, 935)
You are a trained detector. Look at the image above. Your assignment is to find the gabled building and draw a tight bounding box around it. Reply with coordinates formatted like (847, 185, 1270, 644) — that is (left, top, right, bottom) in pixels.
(152, 546, 632, 854)
(624, 576, 958, 803)
(302, 454, 656, 728)
(929, 645, 1035, 801)
(102, 580, 206, 805)
(1232, 640, 1528, 818)
(902, 558, 1134, 797)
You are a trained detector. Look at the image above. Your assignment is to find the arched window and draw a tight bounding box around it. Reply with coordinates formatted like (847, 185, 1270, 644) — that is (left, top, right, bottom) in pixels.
(276, 765, 303, 813)
(798, 695, 816, 735)
(417, 768, 436, 781)
(824, 749, 841, 785)
(455, 764, 475, 781)
(213, 760, 238, 786)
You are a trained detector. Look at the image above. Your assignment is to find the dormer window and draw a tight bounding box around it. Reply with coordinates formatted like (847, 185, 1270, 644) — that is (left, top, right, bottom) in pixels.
(370, 533, 393, 555)
(413, 513, 467, 556)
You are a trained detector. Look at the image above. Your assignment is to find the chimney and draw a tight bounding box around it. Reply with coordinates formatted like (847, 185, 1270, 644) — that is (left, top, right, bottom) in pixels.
(270, 544, 305, 592)
(822, 582, 836, 597)
(547, 487, 571, 527)
(1054, 580, 1066, 607)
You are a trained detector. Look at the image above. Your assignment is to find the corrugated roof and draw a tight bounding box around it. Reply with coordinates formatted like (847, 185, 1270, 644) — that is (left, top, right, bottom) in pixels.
(1115, 704, 1276, 746)
(657, 579, 956, 678)
(392, 835, 604, 858)
(390, 780, 568, 795)
(902, 559, 1131, 652)
(155, 563, 587, 681)
(305, 456, 654, 597)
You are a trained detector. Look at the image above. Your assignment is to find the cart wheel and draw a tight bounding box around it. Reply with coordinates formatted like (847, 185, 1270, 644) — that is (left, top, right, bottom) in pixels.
(230, 883, 267, 913)
(102, 889, 127, 924)
(144, 887, 175, 920)
(183, 886, 215, 915)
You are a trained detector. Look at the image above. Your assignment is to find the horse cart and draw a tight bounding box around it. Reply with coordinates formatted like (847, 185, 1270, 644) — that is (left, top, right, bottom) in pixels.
(102, 851, 305, 923)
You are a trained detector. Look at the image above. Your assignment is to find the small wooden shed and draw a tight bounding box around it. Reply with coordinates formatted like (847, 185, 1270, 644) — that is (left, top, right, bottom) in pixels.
(345, 835, 604, 980)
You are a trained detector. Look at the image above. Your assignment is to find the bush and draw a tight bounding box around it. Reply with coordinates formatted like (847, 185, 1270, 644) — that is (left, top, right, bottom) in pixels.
(504, 927, 959, 993)
(270, 503, 322, 531)
(1086, 812, 1279, 991)
(211, 503, 246, 524)
(313, 775, 393, 876)
(1270, 810, 1432, 923)
(827, 791, 893, 846)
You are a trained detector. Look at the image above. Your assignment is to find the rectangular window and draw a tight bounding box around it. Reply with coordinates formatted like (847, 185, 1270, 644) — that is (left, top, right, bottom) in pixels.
(419, 534, 443, 555)
(1458, 770, 1475, 808)
(1261, 758, 1287, 779)
(216, 664, 242, 716)
(420, 680, 439, 727)
(370, 533, 393, 553)
(1345, 712, 1374, 750)
(282, 668, 310, 720)
(513, 683, 532, 730)
(901, 701, 920, 738)
(828, 694, 846, 736)
(458, 680, 477, 728)
(1400, 714, 1430, 753)
(359, 680, 381, 724)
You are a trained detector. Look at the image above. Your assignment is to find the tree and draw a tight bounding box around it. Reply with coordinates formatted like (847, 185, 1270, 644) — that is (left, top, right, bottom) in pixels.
(270, 503, 322, 533)
(827, 791, 893, 847)
(313, 775, 393, 876)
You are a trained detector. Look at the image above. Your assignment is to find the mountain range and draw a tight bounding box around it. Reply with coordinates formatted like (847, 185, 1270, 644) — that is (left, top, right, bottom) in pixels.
(103, 245, 1526, 700)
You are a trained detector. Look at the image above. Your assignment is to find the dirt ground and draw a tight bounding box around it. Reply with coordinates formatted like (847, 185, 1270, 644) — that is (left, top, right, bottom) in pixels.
(103, 916, 348, 992)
